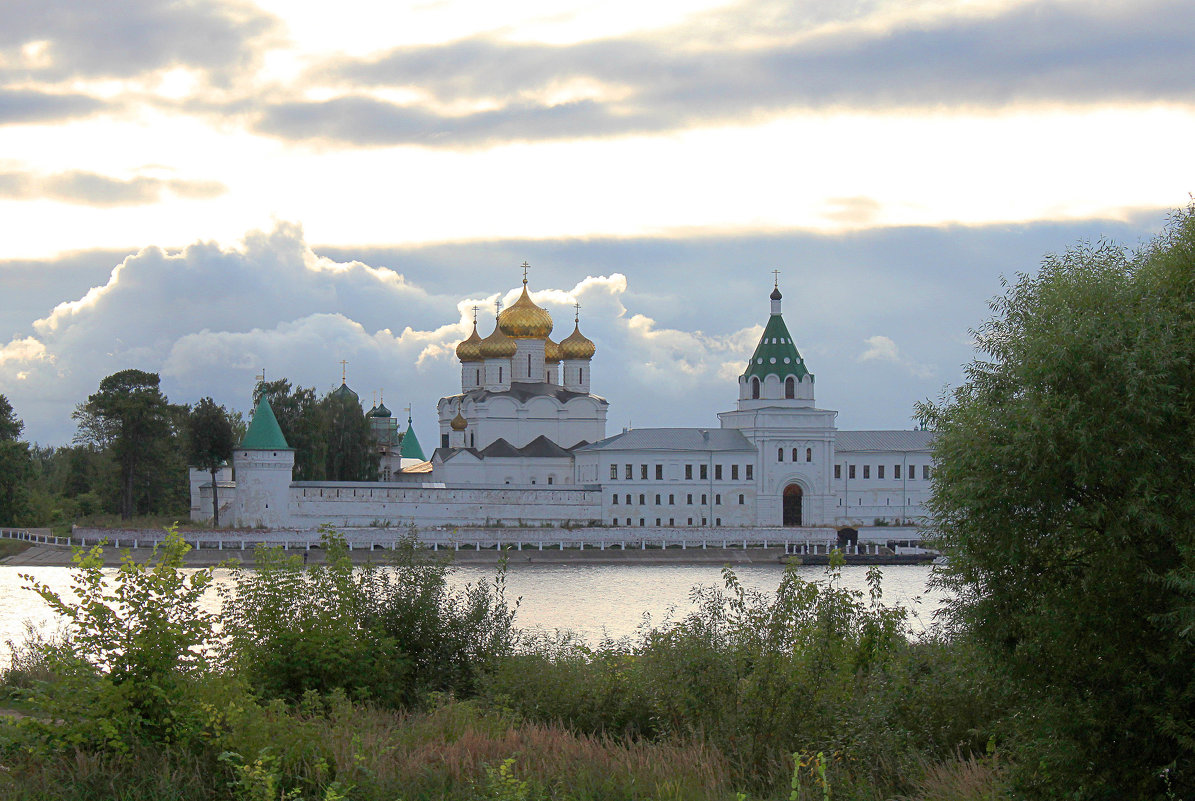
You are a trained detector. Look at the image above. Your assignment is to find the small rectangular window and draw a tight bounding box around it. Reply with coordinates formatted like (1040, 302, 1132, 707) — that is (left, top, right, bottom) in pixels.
(878, 465, 885, 479)
(625, 494, 631, 505)
(700, 464, 708, 480)
(849, 465, 856, 479)
(834, 464, 841, 479)
(612, 495, 619, 505)
(924, 465, 932, 479)
(687, 494, 693, 504)
(610, 464, 618, 480)
(669, 493, 675, 504)
(625, 464, 632, 480)
(863, 465, 870, 479)
(639, 494, 645, 505)
(701, 494, 707, 505)
(894, 465, 901, 479)
(685, 464, 693, 480)
(655, 494, 660, 504)
(640, 464, 648, 480)
(731, 464, 739, 480)
(687, 518, 693, 525)
(715, 494, 721, 505)
(746, 464, 753, 480)
(655, 464, 663, 480)
(656, 518, 661, 526)
(738, 494, 744, 504)
(715, 465, 723, 480)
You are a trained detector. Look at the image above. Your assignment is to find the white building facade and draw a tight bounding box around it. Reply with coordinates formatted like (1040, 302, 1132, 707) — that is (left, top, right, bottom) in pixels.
(196, 276, 933, 534)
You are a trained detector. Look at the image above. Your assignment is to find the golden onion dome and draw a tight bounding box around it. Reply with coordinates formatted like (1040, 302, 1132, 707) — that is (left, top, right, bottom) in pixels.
(479, 322, 517, 359)
(455, 322, 483, 362)
(450, 410, 468, 431)
(544, 337, 562, 364)
(560, 322, 596, 360)
(498, 281, 554, 339)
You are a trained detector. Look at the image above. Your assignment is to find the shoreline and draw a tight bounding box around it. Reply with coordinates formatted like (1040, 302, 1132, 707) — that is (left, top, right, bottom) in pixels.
(0, 542, 935, 568)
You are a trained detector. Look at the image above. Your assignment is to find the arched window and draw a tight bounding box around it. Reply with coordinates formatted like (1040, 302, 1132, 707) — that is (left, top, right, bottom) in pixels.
(752, 377, 761, 399)
(777, 447, 784, 462)
(806, 447, 812, 462)
(792, 448, 799, 462)
(579, 367, 584, 384)
(785, 376, 795, 399)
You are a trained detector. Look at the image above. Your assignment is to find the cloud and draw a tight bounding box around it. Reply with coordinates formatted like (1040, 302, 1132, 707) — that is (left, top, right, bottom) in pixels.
(253, 0, 1195, 147)
(0, 169, 226, 206)
(859, 334, 934, 379)
(0, 88, 104, 124)
(0, 0, 279, 86)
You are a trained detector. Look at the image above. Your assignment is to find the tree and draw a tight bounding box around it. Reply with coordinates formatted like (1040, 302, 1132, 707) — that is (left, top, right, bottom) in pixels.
(253, 379, 326, 481)
(73, 369, 174, 520)
(0, 395, 33, 525)
(321, 389, 379, 482)
(187, 398, 235, 527)
(918, 207, 1195, 798)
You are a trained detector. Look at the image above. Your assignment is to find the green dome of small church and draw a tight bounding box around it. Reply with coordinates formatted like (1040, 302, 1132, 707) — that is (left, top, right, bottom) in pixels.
(743, 286, 810, 382)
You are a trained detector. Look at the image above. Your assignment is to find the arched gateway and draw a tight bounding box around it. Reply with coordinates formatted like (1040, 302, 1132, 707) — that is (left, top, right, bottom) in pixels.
(783, 483, 803, 526)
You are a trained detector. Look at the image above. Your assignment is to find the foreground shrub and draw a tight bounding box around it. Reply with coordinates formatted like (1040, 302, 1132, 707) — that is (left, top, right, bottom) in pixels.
(220, 529, 518, 708)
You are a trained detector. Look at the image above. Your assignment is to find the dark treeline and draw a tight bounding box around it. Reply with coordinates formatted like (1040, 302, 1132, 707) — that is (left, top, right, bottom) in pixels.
(0, 373, 377, 528)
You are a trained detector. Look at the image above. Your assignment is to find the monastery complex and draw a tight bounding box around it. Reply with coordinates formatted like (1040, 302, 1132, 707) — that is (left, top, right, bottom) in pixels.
(191, 273, 934, 543)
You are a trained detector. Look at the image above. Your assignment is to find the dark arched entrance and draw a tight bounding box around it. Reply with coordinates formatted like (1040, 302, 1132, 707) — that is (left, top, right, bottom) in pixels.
(783, 483, 803, 526)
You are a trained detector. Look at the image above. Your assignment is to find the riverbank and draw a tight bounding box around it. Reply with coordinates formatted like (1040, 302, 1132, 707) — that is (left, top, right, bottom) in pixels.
(0, 541, 936, 567)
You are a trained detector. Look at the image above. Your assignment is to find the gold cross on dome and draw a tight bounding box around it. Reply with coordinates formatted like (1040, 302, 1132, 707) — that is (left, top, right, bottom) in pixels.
(521, 261, 530, 284)
(339, 359, 348, 383)
(471, 305, 479, 324)
(772, 269, 780, 288)
(574, 301, 581, 323)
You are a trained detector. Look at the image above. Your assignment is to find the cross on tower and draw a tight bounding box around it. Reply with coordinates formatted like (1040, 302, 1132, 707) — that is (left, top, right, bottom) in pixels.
(772, 269, 780, 288)
(339, 359, 348, 383)
(471, 305, 479, 324)
(404, 404, 412, 422)
(521, 261, 530, 284)
(574, 301, 581, 323)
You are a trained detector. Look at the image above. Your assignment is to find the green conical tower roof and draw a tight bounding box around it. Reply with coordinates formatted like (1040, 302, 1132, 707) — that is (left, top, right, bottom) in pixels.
(241, 396, 292, 450)
(399, 415, 425, 460)
(743, 286, 810, 381)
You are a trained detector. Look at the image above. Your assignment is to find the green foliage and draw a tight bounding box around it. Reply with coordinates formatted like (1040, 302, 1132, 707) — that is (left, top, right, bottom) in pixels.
(320, 389, 379, 481)
(220, 529, 518, 708)
(254, 378, 327, 481)
(18, 527, 235, 750)
(187, 396, 236, 526)
(918, 205, 1195, 798)
(0, 394, 34, 525)
(488, 562, 994, 796)
(72, 369, 184, 519)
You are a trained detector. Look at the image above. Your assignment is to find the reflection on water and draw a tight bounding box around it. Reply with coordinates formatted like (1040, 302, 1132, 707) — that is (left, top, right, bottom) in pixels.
(0, 562, 947, 659)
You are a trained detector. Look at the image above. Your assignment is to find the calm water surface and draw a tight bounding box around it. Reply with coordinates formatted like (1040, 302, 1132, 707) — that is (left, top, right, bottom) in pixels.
(0, 563, 947, 659)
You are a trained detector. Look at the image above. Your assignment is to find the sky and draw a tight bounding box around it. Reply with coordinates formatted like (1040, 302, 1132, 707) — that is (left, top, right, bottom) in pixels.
(0, 0, 1191, 447)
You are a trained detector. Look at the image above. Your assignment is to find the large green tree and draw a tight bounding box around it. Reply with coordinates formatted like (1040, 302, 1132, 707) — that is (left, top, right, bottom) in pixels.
(187, 398, 235, 527)
(253, 379, 326, 481)
(919, 208, 1195, 798)
(320, 390, 378, 482)
(0, 395, 34, 525)
(73, 370, 175, 520)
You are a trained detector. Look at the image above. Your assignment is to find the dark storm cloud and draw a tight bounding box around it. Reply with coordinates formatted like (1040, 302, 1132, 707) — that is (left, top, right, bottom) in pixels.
(0, 0, 279, 86)
(0, 170, 227, 206)
(258, 0, 1195, 146)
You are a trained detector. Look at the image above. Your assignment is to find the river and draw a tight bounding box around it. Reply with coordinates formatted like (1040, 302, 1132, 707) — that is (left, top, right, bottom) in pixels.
(0, 562, 947, 660)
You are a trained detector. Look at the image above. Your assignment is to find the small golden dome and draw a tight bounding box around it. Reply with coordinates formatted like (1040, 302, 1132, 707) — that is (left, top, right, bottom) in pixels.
(450, 410, 468, 431)
(455, 322, 483, 362)
(560, 322, 596, 360)
(479, 322, 517, 359)
(498, 281, 554, 339)
(545, 337, 562, 364)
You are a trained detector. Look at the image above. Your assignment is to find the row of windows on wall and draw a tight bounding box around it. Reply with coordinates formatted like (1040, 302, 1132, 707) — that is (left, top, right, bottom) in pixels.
(612, 517, 720, 526)
(609, 463, 754, 481)
(471, 366, 584, 384)
(838, 497, 924, 506)
(777, 447, 814, 462)
(834, 464, 933, 480)
(612, 492, 746, 506)
(750, 376, 802, 399)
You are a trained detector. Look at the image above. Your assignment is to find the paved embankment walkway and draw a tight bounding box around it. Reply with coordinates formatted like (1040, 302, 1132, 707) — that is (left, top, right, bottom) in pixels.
(1, 543, 934, 568)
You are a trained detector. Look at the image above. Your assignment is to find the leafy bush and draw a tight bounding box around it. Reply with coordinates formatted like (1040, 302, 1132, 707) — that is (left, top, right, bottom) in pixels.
(220, 528, 519, 708)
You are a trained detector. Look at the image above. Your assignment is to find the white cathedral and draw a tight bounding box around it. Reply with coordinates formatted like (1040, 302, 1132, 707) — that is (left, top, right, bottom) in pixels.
(193, 274, 934, 537)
